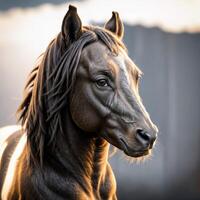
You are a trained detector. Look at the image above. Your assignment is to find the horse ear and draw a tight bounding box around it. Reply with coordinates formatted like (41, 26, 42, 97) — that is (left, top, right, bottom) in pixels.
(61, 5, 82, 43)
(104, 11, 124, 39)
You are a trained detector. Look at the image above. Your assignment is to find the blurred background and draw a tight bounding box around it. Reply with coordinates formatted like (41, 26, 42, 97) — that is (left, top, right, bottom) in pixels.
(0, 0, 200, 199)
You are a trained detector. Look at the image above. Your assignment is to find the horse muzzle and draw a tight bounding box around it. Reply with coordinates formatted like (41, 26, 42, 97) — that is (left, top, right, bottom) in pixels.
(119, 125, 158, 157)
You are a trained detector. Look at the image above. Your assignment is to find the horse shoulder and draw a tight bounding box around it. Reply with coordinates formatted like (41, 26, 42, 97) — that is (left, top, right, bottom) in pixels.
(0, 125, 21, 164)
(0, 127, 25, 200)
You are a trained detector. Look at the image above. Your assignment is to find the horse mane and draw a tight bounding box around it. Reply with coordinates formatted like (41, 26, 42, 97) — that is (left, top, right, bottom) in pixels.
(17, 26, 125, 167)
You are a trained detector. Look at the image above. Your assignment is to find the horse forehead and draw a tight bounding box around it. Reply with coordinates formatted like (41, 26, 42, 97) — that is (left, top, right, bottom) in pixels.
(81, 42, 128, 66)
(81, 42, 110, 62)
(81, 42, 129, 71)
(113, 54, 131, 84)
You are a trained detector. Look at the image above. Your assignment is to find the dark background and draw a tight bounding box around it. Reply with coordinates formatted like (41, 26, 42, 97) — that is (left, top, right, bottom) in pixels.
(0, 1, 200, 200)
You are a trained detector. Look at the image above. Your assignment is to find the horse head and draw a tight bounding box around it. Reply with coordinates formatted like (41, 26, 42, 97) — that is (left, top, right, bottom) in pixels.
(65, 6, 158, 158)
(18, 5, 158, 164)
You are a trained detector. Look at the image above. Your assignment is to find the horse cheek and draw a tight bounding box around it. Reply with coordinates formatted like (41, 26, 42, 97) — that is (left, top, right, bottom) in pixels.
(70, 89, 101, 133)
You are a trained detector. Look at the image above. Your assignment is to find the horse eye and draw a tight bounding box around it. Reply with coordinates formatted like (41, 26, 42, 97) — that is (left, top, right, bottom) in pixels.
(96, 79, 108, 87)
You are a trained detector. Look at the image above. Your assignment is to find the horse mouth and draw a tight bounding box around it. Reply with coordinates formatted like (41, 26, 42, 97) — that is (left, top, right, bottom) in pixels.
(120, 138, 150, 157)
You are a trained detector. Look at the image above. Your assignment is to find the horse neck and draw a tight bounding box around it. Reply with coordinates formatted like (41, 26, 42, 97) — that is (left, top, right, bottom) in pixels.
(54, 111, 110, 184)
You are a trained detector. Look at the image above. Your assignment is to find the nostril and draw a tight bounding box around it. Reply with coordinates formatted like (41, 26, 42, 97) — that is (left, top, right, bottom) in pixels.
(136, 129, 150, 141)
(136, 129, 150, 142)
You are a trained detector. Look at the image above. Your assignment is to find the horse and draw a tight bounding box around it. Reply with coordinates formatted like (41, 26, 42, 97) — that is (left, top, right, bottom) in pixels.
(0, 5, 158, 200)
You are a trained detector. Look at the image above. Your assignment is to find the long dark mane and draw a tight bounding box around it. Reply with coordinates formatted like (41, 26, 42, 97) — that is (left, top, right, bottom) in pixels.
(17, 26, 125, 167)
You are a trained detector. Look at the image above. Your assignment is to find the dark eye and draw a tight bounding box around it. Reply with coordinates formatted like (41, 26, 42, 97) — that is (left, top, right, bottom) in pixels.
(96, 79, 109, 87)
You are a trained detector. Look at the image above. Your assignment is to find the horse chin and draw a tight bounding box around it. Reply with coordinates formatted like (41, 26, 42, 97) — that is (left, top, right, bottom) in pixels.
(120, 138, 151, 158)
(122, 150, 152, 164)
(123, 149, 150, 158)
